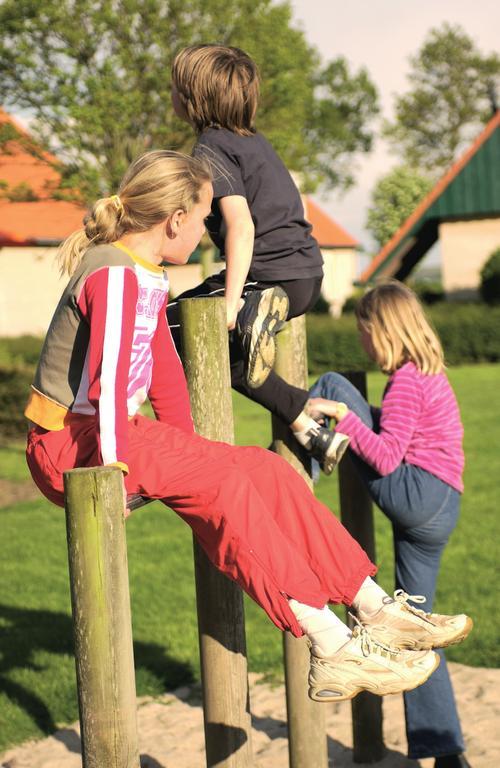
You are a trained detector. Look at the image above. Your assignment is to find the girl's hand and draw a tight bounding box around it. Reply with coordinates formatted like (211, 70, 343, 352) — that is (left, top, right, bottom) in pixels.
(122, 476, 131, 519)
(307, 397, 349, 423)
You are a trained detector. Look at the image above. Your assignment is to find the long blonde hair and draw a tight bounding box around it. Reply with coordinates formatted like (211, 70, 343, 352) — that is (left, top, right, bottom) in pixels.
(172, 44, 260, 135)
(355, 280, 444, 375)
(58, 150, 212, 276)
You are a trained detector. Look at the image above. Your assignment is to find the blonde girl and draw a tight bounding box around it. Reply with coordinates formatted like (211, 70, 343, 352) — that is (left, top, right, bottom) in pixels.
(25, 157, 463, 705)
(308, 279, 471, 767)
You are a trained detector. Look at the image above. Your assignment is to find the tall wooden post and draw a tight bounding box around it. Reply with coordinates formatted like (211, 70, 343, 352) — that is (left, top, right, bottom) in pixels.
(64, 466, 139, 768)
(271, 316, 328, 768)
(200, 243, 216, 280)
(337, 371, 385, 763)
(180, 296, 252, 768)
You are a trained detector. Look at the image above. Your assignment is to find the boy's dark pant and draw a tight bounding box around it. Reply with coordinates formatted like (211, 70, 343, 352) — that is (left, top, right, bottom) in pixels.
(167, 271, 322, 425)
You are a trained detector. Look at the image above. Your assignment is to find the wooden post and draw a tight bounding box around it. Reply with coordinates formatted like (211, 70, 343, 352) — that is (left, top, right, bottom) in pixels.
(271, 316, 328, 768)
(337, 371, 385, 763)
(179, 296, 252, 768)
(200, 242, 215, 280)
(64, 466, 139, 768)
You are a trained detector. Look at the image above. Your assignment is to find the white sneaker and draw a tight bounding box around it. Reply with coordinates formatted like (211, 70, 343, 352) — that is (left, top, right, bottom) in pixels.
(358, 590, 473, 651)
(308, 621, 439, 702)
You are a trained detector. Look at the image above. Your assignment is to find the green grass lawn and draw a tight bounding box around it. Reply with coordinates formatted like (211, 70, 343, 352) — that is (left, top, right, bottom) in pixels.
(0, 364, 499, 752)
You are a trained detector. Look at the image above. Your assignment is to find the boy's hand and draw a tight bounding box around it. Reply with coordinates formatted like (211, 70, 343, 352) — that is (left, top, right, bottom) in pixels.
(226, 297, 245, 330)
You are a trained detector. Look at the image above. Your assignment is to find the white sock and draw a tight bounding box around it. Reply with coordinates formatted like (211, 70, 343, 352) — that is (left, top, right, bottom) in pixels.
(289, 599, 352, 657)
(292, 418, 320, 448)
(350, 577, 391, 616)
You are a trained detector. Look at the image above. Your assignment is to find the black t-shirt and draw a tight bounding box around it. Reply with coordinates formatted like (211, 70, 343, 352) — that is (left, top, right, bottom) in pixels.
(194, 128, 323, 281)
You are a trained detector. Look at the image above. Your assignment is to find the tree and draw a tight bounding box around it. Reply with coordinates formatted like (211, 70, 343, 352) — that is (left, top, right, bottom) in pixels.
(480, 248, 500, 305)
(0, 0, 379, 202)
(383, 24, 500, 175)
(366, 165, 433, 248)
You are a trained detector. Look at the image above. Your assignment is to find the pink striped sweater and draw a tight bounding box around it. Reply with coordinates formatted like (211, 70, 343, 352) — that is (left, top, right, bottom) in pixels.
(337, 362, 464, 492)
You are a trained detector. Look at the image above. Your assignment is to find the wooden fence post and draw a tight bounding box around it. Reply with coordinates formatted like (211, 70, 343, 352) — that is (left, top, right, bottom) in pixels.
(337, 371, 385, 763)
(271, 315, 328, 768)
(180, 296, 253, 768)
(64, 465, 139, 768)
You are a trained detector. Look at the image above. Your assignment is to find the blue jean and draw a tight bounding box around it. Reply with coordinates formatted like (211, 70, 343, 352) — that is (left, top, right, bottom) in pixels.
(309, 372, 464, 759)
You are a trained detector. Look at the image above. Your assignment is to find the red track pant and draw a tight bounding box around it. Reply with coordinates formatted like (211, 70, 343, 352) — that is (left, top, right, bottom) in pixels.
(27, 414, 376, 637)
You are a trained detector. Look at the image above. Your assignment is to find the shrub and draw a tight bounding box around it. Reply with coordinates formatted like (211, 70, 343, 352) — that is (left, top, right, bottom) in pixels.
(306, 315, 375, 373)
(0, 338, 42, 438)
(480, 248, 500, 305)
(0, 336, 43, 368)
(306, 304, 500, 373)
(0, 366, 33, 438)
(411, 280, 445, 305)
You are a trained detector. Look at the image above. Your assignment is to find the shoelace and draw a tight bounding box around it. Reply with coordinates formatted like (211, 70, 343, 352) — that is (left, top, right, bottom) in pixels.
(393, 589, 435, 620)
(349, 613, 400, 661)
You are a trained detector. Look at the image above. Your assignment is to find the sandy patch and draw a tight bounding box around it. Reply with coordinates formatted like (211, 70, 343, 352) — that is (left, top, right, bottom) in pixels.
(1, 663, 498, 767)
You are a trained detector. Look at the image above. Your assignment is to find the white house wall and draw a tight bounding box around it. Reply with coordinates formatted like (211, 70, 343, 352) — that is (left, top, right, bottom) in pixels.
(320, 247, 357, 317)
(0, 247, 220, 337)
(440, 218, 500, 299)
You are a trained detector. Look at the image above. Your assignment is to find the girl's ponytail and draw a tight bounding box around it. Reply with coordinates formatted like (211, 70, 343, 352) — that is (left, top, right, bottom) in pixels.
(57, 150, 212, 277)
(57, 196, 126, 276)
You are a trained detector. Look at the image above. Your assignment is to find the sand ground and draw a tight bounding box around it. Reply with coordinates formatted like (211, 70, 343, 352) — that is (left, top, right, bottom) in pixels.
(1, 663, 498, 768)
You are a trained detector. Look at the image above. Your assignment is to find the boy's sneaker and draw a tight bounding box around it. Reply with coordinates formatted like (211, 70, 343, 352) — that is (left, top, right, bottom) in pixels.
(236, 287, 289, 389)
(308, 622, 439, 702)
(304, 425, 350, 475)
(357, 590, 473, 651)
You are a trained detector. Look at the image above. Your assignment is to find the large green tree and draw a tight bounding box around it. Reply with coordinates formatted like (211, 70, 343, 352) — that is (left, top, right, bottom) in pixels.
(383, 23, 500, 175)
(0, 0, 378, 201)
(366, 165, 433, 248)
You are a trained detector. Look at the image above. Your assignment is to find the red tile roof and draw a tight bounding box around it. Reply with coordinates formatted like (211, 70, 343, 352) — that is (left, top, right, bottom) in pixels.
(0, 108, 85, 245)
(0, 108, 358, 250)
(358, 111, 500, 284)
(305, 197, 358, 248)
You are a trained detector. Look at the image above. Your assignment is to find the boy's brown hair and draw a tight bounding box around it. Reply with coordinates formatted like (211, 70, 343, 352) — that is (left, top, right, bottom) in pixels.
(172, 44, 259, 135)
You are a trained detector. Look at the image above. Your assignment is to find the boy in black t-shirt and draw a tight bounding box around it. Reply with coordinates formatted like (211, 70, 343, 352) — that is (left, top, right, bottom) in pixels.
(169, 44, 349, 473)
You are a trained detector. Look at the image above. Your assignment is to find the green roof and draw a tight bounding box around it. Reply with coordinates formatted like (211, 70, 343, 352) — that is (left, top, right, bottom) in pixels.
(358, 112, 500, 284)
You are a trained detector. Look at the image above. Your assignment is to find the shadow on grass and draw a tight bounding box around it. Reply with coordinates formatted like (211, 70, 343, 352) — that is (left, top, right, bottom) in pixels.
(0, 603, 194, 739)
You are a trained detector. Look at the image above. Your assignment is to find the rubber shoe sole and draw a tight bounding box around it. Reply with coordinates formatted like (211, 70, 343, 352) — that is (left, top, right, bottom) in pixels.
(244, 287, 289, 389)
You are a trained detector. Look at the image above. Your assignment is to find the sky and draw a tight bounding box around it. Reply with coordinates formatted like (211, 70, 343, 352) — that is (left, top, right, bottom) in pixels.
(290, 0, 500, 256)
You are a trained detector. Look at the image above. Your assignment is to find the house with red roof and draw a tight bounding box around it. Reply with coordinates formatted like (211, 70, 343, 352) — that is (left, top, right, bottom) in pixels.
(0, 107, 359, 335)
(358, 111, 500, 298)
(303, 197, 359, 316)
(0, 108, 86, 336)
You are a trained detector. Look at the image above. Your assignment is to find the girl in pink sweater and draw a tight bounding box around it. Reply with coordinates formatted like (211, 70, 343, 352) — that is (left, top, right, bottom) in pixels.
(308, 280, 470, 768)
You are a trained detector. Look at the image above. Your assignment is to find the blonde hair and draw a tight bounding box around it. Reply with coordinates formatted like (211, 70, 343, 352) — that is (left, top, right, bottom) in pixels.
(355, 280, 444, 375)
(172, 44, 259, 135)
(58, 150, 212, 276)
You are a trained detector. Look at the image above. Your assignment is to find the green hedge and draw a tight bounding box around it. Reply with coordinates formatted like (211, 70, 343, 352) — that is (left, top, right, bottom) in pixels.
(306, 303, 500, 374)
(0, 366, 34, 438)
(0, 337, 42, 439)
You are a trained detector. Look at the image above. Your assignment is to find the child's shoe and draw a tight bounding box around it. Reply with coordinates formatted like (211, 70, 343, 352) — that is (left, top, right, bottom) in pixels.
(236, 287, 289, 389)
(357, 590, 473, 651)
(308, 622, 439, 702)
(304, 424, 350, 475)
